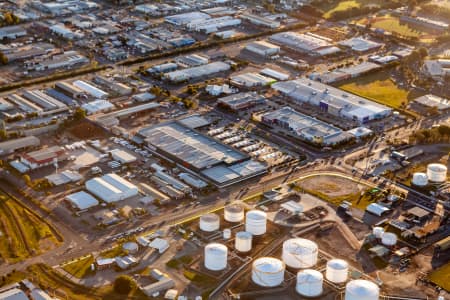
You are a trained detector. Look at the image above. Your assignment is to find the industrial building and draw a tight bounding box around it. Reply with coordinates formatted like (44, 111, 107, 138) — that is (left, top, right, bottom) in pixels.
(73, 80, 109, 99)
(147, 62, 178, 74)
(240, 13, 280, 29)
(0, 136, 40, 155)
(338, 37, 383, 53)
(230, 72, 275, 88)
(65, 191, 99, 210)
(22, 90, 67, 111)
(260, 68, 290, 81)
(314, 62, 380, 84)
(25, 51, 88, 71)
(55, 81, 85, 99)
(82, 100, 114, 115)
(217, 92, 266, 110)
(176, 54, 209, 67)
(0, 25, 27, 40)
(164, 61, 230, 83)
(186, 16, 241, 33)
(137, 119, 267, 187)
(21, 146, 66, 169)
(138, 183, 170, 204)
(165, 12, 211, 26)
(269, 32, 341, 56)
(245, 41, 280, 57)
(94, 76, 132, 96)
(110, 149, 137, 164)
(85, 173, 138, 203)
(7, 94, 43, 113)
(262, 107, 349, 145)
(413, 94, 450, 111)
(272, 78, 392, 122)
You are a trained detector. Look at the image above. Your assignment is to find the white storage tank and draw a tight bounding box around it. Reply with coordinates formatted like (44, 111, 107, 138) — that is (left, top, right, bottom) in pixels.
(282, 238, 318, 269)
(427, 163, 447, 183)
(204, 243, 227, 271)
(200, 213, 220, 232)
(345, 280, 380, 300)
(122, 242, 138, 254)
(252, 257, 285, 287)
(245, 210, 267, 236)
(224, 204, 245, 222)
(372, 227, 384, 239)
(381, 232, 397, 247)
(223, 228, 231, 240)
(412, 172, 428, 187)
(326, 259, 349, 283)
(296, 269, 323, 297)
(235, 231, 252, 252)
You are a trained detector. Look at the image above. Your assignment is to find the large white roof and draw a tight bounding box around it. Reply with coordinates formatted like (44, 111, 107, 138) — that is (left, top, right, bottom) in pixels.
(66, 191, 99, 210)
(102, 173, 137, 192)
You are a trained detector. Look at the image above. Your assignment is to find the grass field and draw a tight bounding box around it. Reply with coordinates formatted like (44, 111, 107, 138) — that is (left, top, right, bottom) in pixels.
(62, 255, 95, 279)
(319, 0, 388, 19)
(371, 17, 421, 38)
(0, 191, 60, 263)
(337, 70, 422, 108)
(428, 263, 450, 291)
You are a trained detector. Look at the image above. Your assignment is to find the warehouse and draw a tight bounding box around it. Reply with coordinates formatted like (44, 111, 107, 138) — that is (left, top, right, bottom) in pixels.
(139, 121, 247, 171)
(272, 78, 392, 122)
(176, 54, 209, 67)
(21, 146, 66, 169)
(315, 62, 380, 84)
(178, 173, 208, 189)
(147, 62, 178, 74)
(0, 25, 27, 40)
(22, 90, 66, 110)
(45, 89, 77, 106)
(27, 51, 88, 71)
(102, 173, 139, 199)
(164, 61, 230, 83)
(0, 98, 14, 111)
(155, 171, 191, 193)
(260, 68, 290, 81)
(73, 80, 109, 99)
(413, 94, 450, 111)
(55, 81, 85, 99)
(138, 118, 267, 187)
(94, 76, 132, 96)
(269, 32, 340, 56)
(66, 191, 99, 210)
(7, 94, 43, 113)
(0, 136, 40, 155)
(138, 183, 170, 204)
(262, 107, 347, 145)
(165, 12, 211, 26)
(186, 16, 241, 33)
(110, 149, 137, 164)
(240, 13, 280, 28)
(339, 37, 383, 53)
(85, 177, 124, 203)
(217, 92, 266, 110)
(230, 72, 275, 88)
(245, 40, 280, 57)
(82, 100, 114, 115)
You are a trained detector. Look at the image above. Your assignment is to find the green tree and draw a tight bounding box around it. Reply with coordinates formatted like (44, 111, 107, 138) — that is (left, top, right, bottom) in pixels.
(0, 53, 8, 65)
(113, 275, 135, 294)
(73, 107, 86, 120)
(22, 174, 32, 186)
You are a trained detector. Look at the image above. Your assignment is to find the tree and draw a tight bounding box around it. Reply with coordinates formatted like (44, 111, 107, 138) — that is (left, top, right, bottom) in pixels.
(73, 107, 86, 120)
(114, 275, 135, 294)
(22, 175, 32, 186)
(418, 47, 428, 59)
(0, 53, 8, 65)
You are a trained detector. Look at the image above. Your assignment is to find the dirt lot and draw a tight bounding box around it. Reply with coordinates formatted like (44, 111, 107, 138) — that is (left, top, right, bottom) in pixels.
(68, 121, 109, 140)
(298, 175, 364, 198)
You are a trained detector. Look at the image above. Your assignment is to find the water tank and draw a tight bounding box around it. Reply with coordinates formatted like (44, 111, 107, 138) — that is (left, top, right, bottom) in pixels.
(345, 280, 380, 300)
(282, 238, 318, 268)
(427, 163, 447, 183)
(200, 213, 220, 232)
(123, 242, 138, 254)
(252, 257, 285, 287)
(381, 232, 397, 247)
(223, 228, 231, 240)
(412, 172, 428, 187)
(204, 243, 227, 271)
(224, 204, 244, 222)
(372, 227, 384, 239)
(235, 231, 252, 252)
(326, 259, 349, 283)
(245, 210, 267, 236)
(296, 269, 323, 297)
